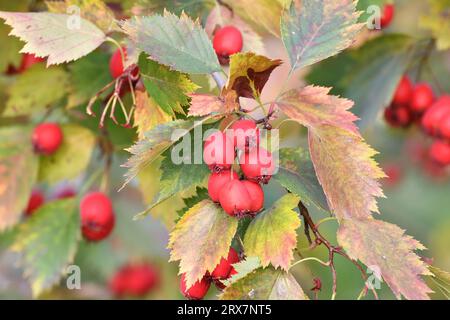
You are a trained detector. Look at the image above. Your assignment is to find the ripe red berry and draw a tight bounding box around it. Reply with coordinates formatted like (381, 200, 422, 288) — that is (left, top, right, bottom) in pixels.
(392, 76, 413, 106)
(229, 119, 260, 151)
(19, 53, 45, 72)
(429, 140, 450, 166)
(180, 274, 211, 300)
(32, 123, 64, 155)
(110, 263, 159, 297)
(422, 96, 450, 136)
(208, 170, 239, 202)
(239, 147, 275, 184)
(410, 83, 434, 113)
(380, 4, 395, 28)
(203, 131, 235, 171)
(80, 192, 115, 242)
(211, 247, 240, 281)
(110, 48, 125, 79)
(219, 179, 252, 217)
(384, 105, 411, 128)
(213, 26, 243, 62)
(25, 190, 45, 216)
(242, 180, 264, 213)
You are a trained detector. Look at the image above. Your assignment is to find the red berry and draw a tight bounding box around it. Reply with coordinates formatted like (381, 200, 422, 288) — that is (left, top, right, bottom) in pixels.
(219, 179, 252, 217)
(208, 170, 239, 202)
(32, 123, 64, 155)
(180, 274, 211, 300)
(25, 190, 45, 216)
(213, 26, 243, 62)
(410, 83, 434, 113)
(429, 140, 450, 166)
(392, 76, 413, 106)
(203, 131, 235, 171)
(439, 113, 450, 140)
(110, 48, 125, 79)
(239, 148, 275, 184)
(19, 53, 45, 72)
(380, 4, 395, 28)
(229, 119, 260, 151)
(385, 105, 412, 128)
(80, 192, 115, 241)
(422, 96, 450, 135)
(110, 263, 159, 297)
(241, 180, 264, 213)
(211, 247, 240, 280)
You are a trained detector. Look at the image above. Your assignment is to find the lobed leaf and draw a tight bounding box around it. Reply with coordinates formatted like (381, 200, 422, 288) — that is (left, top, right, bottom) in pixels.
(11, 198, 81, 297)
(220, 267, 308, 300)
(176, 187, 209, 221)
(38, 124, 96, 184)
(188, 90, 238, 117)
(337, 218, 433, 300)
(0, 126, 39, 231)
(243, 194, 301, 270)
(280, 0, 363, 71)
(168, 199, 238, 287)
(121, 11, 221, 74)
(222, 257, 261, 287)
(131, 0, 215, 18)
(0, 11, 106, 65)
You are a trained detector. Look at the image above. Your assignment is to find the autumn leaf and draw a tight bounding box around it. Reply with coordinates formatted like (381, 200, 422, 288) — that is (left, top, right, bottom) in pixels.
(337, 218, 433, 300)
(0, 126, 39, 231)
(243, 194, 301, 270)
(122, 10, 221, 74)
(0, 11, 106, 65)
(11, 198, 80, 297)
(222, 257, 261, 287)
(176, 187, 209, 221)
(131, 0, 215, 18)
(133, 89, 173, 139)
(281, 0, 363, 71)
(45, 0, 118, 33)
(168, 199, 238, 288)
(278, 87, 385, 220)
(138, 55, 199, 116)
(220, 267, 308, 300)
(226, 52, 282, 99)
(188, 90, 238, 117)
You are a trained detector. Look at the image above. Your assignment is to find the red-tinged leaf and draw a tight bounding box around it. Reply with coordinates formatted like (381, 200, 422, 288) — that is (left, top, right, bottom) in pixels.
(226, 52, 282, 99)
(188, 91, 238, 117)
(168, 199, 238, 288)
(337, 218, 433, 300)
(0, 12, 106, 65)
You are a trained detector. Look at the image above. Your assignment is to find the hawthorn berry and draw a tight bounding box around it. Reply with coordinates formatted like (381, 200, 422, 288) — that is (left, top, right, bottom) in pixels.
(25, 190, 45, 216)
(110, 262, 159, 297)
(422, 96, 450, 136)
(19, 53, 45, 73)
(80, 192, 115, 242)
(242, 180, 264, 213)
(32, 123, 64, 155)
(239, 147, 275, 184)
(213, 26, 243, 64)
(203, 131, 235, 171)
(380, 4, 395, 29)
(384, 105, 411, 128)
(429, 140, 450, 166)
(219, 179, 252, 217)
(410, 83, 434, 113)
(180, 274, 211, 300)
(110, 48, 125, 79)
(392, 76, 413, 106)
(208, 170, 239, 202)
(229, 119, 260, 151)
(211, 247, 240, 281)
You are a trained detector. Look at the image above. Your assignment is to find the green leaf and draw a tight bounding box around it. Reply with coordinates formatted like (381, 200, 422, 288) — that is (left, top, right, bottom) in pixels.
(220, 267, 308, 300)
(356, 0, 389, 24)
(122, 11, 221, 74)
(10, 198, 81, 297)
(420, 0, 450, 51)
(0, 126, 39, 231)
(168, 199, 238, 288)
(0, 22, 22, 72)
(4, 63, 69, 116)
(337, 218, 432, 300)
(67, 50, 112, 108)
(138, 55, 199, 116)
(176, 186, 209, 221)
(306, 34, 422, 129)
(38, 124, 96, 184)
(243, 194, 301, 270)
(280, 0, 363, 71)
(132, 0, 215, 18)
(0, 11, 106, 65)
(273, 148, 328, 212)
(222, 256, 261, 287)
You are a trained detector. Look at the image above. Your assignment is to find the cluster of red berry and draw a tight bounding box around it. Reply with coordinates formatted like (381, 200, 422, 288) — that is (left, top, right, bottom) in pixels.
(109, 262, 160, 298)
(29, 123, 115, 242)
(384, 76, 450, 166)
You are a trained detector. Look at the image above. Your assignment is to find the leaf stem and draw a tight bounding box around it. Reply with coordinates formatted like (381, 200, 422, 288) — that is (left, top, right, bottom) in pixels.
(211, 71, 226, 90)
